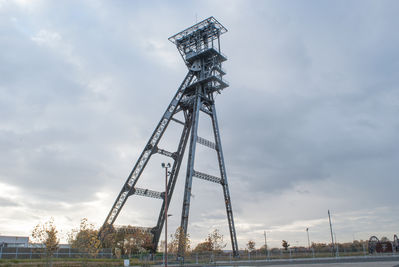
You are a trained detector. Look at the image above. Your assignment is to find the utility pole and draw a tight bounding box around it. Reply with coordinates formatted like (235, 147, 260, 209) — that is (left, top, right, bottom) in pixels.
(328, 210, 335, 255)
(306, 228, 311, 249)
(264, 231, 268, 259)
(162, 162, 171, 267)
(334, 232, 339, 257)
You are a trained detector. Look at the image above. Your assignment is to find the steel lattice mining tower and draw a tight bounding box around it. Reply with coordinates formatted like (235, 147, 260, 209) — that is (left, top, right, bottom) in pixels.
(101, 17, 239, 258)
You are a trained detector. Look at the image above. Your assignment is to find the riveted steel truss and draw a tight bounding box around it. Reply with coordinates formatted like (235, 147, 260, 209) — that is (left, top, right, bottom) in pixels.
(101, 16, 238, 258)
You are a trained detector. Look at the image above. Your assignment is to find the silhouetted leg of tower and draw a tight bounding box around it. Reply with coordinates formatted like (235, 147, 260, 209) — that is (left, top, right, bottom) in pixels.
(177, 97, 239, 259)
(151, 110, 193, 251)
(178, 91, 201, 257)
(210, 103, 239, 256)
(101, 71, 194, 227)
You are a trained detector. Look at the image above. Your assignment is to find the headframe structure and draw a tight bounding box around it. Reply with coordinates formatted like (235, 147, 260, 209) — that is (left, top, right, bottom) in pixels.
(101, 16, 239, 258)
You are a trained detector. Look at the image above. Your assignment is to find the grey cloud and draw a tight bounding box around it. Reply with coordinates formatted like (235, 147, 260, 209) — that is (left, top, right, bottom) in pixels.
(1, 0, 399, 248)
(0, 197, 20, 207)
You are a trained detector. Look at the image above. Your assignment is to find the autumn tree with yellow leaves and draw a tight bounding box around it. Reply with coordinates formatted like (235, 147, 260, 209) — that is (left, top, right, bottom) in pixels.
(68, 218, 102, 257)
(31, 218, 60, 258)
(169, 227, 191, 254)
(193, 229, 226, 253)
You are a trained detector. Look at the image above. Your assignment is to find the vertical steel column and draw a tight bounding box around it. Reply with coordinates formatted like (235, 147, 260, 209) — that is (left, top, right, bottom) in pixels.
(264, 231, 268, 259)
(164, 164, 169, 267)
(328, 210, 335, 255)
(210, 103, 239, 256)
(152, 112, 193, 251)
(178, 90, 202, 258)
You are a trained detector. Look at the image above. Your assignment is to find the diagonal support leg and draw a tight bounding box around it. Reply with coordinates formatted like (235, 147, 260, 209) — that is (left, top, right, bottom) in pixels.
(210, 103, 239, 257)
(151, 111, 193, 252)
(101, 71, 194, 229)
(178, 91, 201, 258)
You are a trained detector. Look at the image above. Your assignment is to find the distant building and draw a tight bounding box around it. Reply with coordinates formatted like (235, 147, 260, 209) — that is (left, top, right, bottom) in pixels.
(28, 243, 70, 249)
(0, 236, 29, 248)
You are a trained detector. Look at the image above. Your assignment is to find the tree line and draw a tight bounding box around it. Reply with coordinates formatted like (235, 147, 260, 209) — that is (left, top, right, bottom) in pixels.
(30, 218, 228, 257)
(32, 218, 376, 258)
(243, 239, 371, 254)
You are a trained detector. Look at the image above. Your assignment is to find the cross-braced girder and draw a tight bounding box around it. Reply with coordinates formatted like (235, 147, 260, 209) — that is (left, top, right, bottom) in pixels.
(102, 71, 194, 226)
(100, 16, 239, 259)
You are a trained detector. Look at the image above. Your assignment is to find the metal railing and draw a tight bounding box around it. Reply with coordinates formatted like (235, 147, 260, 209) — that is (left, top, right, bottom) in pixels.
(2, 246, 398, 264)
(0, 247, 112, 259)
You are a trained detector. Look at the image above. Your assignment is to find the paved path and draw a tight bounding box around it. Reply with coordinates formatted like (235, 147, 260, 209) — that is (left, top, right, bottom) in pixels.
(257, 262, 399, 267)
(213, 255, 399, 267)
(155, 256, 399, 267)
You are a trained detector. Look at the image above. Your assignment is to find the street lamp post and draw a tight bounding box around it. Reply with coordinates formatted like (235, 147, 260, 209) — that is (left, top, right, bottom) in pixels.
(306, 228, 311, 249)
(264, 231, 268, 260)
(334, 232, 339, 257)
(162, 162, 171, 267)
(328, 210, 335, 256)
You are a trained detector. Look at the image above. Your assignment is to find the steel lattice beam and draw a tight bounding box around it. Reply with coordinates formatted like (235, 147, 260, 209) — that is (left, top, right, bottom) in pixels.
(130, 188, 164, 200)
(196, 136, 217, 150)
(101, 71, 194, 226)
(193, 170, 221, 184)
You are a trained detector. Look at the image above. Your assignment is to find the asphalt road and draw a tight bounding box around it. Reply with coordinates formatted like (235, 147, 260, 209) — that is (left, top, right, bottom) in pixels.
(251, 262, 399, 267)
(154, 256, 399, 267)
(212, 255, 399, 267)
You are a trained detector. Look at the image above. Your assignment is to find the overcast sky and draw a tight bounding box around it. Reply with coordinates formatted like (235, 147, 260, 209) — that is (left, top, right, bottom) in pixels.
(1, 0, 399, 249)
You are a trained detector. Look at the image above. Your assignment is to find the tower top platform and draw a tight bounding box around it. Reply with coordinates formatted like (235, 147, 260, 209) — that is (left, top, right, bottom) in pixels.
(168, 16, 227, 47)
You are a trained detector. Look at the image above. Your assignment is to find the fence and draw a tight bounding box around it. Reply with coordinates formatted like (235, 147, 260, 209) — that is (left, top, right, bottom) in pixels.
(1, 246, 397, 264)
(0, 247, 112, 260)
(165, 249, 397, 265)
(135, 248, 398, 266)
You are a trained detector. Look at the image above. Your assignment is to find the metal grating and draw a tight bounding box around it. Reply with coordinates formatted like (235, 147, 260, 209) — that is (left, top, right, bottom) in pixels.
(132, 188, 164, 200)
(197, 136, 216, 150)
(193, 170, 221, 184)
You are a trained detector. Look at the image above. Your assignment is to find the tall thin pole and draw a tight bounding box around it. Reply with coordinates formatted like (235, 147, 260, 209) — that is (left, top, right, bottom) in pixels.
(334, 232, 339, 256)
(264, 231, 267, 259)
(306, 228, 310, 249)
(328, 210, 335, 255)
(162, 163, 170, 267)
(165, 165, 168, 267)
